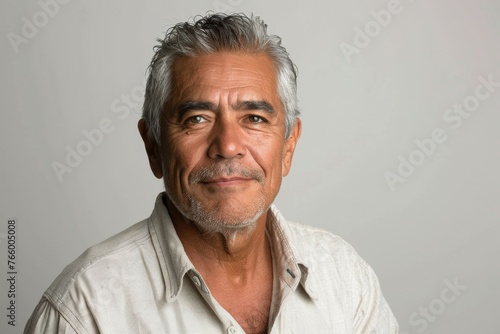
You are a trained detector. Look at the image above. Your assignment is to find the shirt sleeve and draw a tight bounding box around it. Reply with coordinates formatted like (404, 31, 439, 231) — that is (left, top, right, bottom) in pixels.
(352, 260, 399, 334)
(24, 298, 80, 334)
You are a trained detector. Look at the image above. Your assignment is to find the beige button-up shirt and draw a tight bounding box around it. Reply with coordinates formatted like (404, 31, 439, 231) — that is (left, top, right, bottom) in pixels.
(25, 194, 399, 333)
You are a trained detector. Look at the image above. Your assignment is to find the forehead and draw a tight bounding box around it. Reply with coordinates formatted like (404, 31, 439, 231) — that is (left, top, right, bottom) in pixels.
(170, 52, 280, 103)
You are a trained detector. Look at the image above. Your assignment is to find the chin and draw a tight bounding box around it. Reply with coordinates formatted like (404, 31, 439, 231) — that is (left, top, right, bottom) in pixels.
(165, 185, 270, 234)
(186, 197, 267, 236)
(195, 208, 264, 234)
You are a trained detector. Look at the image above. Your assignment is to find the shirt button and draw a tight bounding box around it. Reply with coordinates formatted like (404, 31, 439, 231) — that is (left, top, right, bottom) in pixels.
(227, 326, 237, 334)
(192, 275, 201, 287)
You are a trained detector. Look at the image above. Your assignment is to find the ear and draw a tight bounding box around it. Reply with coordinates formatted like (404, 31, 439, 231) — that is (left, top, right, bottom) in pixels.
(282, 118, 302, 177)
(138, 119, 163, 179)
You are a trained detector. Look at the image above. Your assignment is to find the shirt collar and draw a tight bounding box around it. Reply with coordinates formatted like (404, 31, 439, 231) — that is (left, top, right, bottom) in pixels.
(268, 204, 318, 300)
(148, 193, 195, 302)
(148, 193, 318, 302)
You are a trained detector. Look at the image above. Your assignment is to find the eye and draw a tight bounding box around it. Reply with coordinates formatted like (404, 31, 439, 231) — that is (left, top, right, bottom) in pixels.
(248, 115, 266, 123)
(187, 115, 207, 124)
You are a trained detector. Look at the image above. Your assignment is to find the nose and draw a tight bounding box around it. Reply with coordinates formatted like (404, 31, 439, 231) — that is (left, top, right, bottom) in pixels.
(207, 118, 246, 159)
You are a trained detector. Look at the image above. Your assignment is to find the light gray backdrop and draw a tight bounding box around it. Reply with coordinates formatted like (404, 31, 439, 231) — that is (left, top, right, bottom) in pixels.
(1, 0, 499, 333)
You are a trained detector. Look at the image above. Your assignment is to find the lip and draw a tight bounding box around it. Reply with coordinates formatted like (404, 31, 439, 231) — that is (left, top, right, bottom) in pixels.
(200, 177, 252, 187)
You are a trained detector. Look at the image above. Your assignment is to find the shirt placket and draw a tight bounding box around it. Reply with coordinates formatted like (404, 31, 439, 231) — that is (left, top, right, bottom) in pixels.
(187, 270, 246, 334)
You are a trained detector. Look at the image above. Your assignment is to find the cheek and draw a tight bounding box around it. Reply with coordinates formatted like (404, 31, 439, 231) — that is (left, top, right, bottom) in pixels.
(251, 142, 285, 177)
(164, 137, 207, 180)
(161, 138, 186, 177)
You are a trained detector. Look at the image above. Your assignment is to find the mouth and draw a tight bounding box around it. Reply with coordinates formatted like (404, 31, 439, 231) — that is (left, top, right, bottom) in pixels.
(200, 176, 253, 187)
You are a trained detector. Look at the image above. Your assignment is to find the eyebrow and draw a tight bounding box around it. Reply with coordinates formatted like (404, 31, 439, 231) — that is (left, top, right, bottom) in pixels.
(234, 100, 275, 113)
(177, 101, 217, 115)
(176, 100, 275, 116)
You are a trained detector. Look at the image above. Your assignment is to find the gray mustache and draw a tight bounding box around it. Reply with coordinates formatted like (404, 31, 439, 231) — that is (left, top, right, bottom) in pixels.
(189, 162, 265, 183)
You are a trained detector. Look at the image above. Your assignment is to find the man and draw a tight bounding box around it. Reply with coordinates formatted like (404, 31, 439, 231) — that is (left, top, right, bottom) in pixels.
(25, 13, 398, 333)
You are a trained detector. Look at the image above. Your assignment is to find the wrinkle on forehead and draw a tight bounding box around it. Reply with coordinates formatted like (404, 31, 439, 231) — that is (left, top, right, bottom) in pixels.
(172, 53, 277, 94)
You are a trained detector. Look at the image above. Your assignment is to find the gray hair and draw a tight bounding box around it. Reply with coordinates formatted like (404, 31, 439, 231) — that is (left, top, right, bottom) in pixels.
(142, 13, 300, 143)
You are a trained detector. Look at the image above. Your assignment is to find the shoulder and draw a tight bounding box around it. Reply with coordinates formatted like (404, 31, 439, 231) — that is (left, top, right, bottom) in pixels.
(271, 206, 361, 265)
(282, 219, 350, 249)
(45, 217, 153, 302)
(270, 206, 376, 293)
(272, 209, 399, 332)
(26, 218, 156, 333)
(287, 220, 368, 268)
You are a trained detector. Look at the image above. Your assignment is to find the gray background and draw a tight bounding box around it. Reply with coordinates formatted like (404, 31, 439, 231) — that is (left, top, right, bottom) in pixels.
(1, 0, 499, 333)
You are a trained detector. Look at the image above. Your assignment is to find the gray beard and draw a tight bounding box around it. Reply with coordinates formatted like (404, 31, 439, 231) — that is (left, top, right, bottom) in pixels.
(165, 161, 268, 236)
(184, 193, 266, 236)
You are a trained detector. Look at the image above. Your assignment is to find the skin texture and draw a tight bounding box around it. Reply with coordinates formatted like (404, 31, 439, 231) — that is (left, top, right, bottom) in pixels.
(139, 52, 301, 333)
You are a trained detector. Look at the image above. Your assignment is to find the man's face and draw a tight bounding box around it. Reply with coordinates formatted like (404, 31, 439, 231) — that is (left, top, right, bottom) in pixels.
(142, 52, 300, 233)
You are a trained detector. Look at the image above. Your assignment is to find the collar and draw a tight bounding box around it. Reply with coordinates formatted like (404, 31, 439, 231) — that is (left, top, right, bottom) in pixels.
(148, 193, 318, 302)
(148, 193, 196, 302)
(268, 205, 318, 300)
